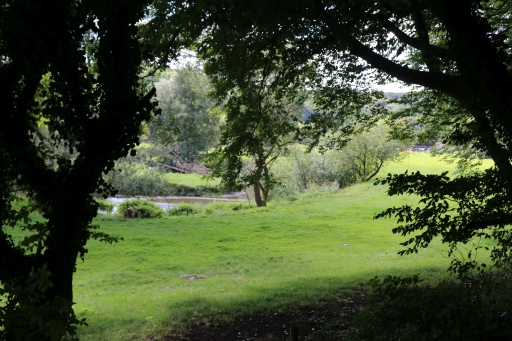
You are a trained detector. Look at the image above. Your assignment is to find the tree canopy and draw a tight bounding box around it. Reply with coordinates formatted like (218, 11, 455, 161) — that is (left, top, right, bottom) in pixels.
(205, 74, 304, 206)
(151, 65, 221, 162)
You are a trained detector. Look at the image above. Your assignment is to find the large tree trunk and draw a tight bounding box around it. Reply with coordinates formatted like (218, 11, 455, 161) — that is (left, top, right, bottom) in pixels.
(44, 219, 82, 304)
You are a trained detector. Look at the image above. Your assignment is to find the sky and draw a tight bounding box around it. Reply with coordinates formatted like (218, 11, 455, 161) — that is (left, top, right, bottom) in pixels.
(375, 82, 417, 93)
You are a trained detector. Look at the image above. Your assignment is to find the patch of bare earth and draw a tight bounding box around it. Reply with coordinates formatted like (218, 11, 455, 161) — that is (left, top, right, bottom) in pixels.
(157, 287, 367, 341)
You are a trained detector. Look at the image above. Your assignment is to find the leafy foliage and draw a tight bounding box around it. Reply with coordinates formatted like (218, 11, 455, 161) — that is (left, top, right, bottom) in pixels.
(270, 126, 403, 198)
(167, 203, 200, 217)
(95, 199, 115, 215)
(119, 199, 165, 219)
(104, 161, 174, 197)
(150, 66, 221, 162)
(205, 70, 305, 207)
(324, 124, 405, 186)
(0, 265, 87, 341)
(203, 202, 253, 215)
(429, 142, 488, 176)
(376, 167, 512, 276)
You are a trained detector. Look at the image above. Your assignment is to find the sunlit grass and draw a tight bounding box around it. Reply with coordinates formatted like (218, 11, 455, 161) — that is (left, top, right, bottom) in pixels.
(161, 173, 220, 188)
(73, 152, 487, 340)
(378, 151, 493, 177)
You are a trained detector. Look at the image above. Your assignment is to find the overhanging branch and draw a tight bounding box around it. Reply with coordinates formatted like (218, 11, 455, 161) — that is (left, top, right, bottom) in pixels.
(311, 4, 468, 100)
(369, 13, 452, 60)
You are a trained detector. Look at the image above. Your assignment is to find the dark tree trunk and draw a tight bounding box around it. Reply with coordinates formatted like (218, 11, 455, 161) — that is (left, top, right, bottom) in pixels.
(253, 182, 266, 207)
(365, 159, 384, 182)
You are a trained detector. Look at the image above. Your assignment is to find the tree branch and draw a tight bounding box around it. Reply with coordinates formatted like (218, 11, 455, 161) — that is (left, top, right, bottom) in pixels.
(311, 4, 468, 100)
(369, 12, 451, 60)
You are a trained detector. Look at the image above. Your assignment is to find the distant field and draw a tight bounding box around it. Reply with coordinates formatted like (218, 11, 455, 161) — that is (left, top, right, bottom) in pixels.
(378, 151, 493, 176)
(70, 152, 496, 340)
(162, 173, 220, 188)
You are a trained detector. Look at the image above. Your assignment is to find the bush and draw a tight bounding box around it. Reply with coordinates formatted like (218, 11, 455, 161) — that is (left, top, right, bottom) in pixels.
(95, 199, 114, 214)
(104, 160, 224, 197)
(167, 203, 200, 217)
(194, 185, 223, 196)
(104, 161, 174, 196)
(118, 199, 164, 218)
(271, 147, 340, 199)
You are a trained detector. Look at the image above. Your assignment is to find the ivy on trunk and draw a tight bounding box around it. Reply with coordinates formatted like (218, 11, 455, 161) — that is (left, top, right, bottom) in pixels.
(0, 0, 155, 338)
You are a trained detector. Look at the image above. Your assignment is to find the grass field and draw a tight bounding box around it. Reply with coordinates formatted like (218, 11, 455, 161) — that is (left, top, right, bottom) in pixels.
(74, 153, 493, 340)
(162, 173, 220, 188)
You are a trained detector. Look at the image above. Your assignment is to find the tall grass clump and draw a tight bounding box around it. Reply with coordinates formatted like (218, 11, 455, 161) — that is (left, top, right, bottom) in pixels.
(118, 199, 164, 218)
(271, 147, 345, 199)
(167, 203, 200, 217)
(203, 201, 252, 215)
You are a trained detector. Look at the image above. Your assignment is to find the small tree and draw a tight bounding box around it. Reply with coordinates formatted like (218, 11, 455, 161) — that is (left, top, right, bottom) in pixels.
(328, 124, 404, 187)
(206, 75, 304, 207)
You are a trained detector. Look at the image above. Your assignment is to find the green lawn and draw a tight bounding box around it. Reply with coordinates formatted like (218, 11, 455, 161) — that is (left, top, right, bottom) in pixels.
(74, 152, 493, 340)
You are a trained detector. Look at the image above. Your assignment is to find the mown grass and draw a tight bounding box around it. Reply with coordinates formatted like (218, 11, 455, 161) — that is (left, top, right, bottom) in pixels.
(73, 152, 492, 340)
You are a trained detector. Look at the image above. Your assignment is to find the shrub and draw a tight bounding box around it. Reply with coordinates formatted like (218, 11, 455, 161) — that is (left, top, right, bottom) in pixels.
(167, 203, 200, 217)
(194, 185, 223, 196)
(118, 199, 164, 218)
(95, 199, 114, 214)
(104, 161, 174, 196)
(104, 160, 224, 197)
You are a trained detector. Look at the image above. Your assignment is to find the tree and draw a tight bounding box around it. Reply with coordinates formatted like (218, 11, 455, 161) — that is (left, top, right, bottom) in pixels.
(205, 73, 304, 207)
(326, 124, 404, 187)
(150, 65, 221, 162)
(144, 0, 512, 271)
(0, 1, 156, 338)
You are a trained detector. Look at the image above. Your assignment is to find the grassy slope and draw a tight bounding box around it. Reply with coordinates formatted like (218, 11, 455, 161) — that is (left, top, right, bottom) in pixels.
(74, 153, 493, 340)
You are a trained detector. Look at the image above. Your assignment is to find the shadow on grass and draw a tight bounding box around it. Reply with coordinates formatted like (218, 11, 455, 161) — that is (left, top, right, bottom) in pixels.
(80, 263, 512, 341)
(155, 267, 512, 341)
(151, 266, 449, 340)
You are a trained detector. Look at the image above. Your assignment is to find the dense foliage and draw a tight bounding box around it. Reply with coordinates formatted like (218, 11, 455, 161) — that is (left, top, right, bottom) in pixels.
(356, 272, 512, 340)
(104, 161, 175, 197)
(118, 199, 165, 218)
(270, 126, 404, 198)
(205, 82, 305, 206)
(151, 66, 221, 162)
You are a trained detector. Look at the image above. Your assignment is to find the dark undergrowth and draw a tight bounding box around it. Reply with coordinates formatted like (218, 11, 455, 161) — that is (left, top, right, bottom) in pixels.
(158, 270, 512, 341)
